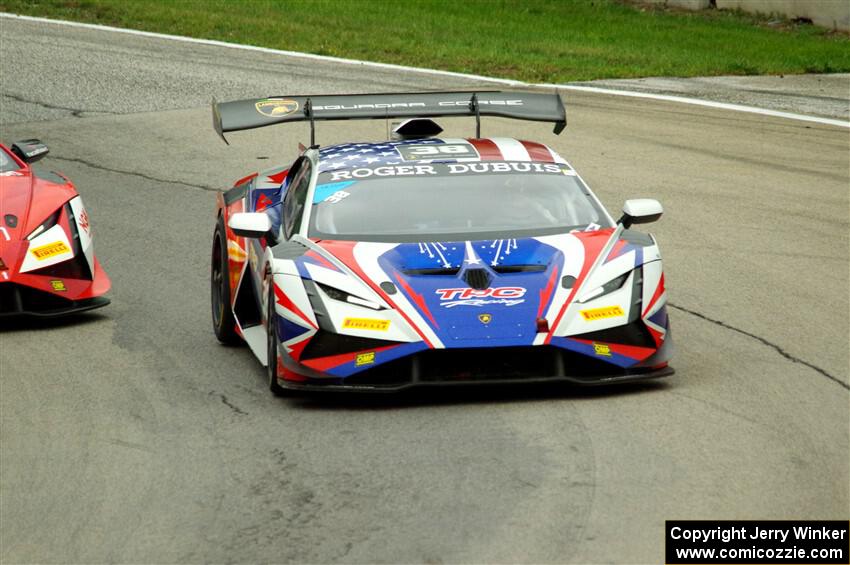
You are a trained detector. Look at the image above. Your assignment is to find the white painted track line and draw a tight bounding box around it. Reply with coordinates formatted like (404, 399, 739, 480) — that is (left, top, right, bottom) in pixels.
(1, 12, 847, 128)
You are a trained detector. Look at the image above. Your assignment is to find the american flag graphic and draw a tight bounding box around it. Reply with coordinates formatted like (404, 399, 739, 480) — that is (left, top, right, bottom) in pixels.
(317, 138, 564, 174)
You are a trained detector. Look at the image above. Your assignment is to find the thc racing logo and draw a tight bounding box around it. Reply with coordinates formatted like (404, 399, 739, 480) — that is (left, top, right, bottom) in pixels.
(435, 287, 526, 308)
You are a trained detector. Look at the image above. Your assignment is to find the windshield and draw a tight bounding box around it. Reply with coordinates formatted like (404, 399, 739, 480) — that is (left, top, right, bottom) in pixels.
(0, 148, 21, 173)
(308, 162, 609, 242)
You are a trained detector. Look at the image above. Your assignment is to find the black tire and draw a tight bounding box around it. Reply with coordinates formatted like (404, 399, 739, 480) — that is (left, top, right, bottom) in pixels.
(267, 285, 286, 396)
(211, 215, 240, 344)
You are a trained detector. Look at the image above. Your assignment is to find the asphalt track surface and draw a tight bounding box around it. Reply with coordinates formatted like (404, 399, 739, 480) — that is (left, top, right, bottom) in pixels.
(1, 17, 848, 564)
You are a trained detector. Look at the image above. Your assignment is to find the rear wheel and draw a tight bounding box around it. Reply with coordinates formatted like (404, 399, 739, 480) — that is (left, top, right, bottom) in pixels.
(211, 215, 239, 344)
(267, 285, 286, 396)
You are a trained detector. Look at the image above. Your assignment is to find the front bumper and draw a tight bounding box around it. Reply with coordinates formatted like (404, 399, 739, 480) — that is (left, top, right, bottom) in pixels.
(279, 345, 673, 393)
(0, 283, 110, 318)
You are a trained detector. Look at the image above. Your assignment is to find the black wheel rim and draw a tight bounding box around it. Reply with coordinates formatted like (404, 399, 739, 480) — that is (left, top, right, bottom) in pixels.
(212, 234, 225, 327)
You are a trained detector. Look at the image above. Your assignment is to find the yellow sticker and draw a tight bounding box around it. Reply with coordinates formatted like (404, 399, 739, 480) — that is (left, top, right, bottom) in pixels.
(342, 318, 390, 331)
(227, 240, 247, 261)
(355, 352, 376, 367)
(255, 98, 299, 118)
(30, 241, 70, 260)
(580, 305, 624, 321)
(50, 280, 67, 292)
(478, 313, 492, 324)
(593, 343, 612, 357)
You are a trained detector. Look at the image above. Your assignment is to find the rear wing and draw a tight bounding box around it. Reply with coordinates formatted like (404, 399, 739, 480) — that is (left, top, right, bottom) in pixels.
(212, 91, 566, 144)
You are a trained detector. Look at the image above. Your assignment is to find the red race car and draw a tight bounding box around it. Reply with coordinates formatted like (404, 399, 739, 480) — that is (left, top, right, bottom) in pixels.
(0, 140, 110, 317)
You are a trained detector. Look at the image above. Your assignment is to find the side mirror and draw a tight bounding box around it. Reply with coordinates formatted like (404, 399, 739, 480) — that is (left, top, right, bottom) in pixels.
(228, 213, 272, 239)
(618, 198, 663, 229)
(11, 139, 49, 164)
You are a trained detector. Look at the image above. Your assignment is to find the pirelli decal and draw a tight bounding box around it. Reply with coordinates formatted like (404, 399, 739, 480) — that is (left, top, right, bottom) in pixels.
(30, 241, 70, 260)
(342, 318, 390, 332)
(580, 305, 625, 321)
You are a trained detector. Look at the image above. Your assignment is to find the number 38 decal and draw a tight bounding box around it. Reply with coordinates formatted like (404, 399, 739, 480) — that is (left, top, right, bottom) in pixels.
(397, 143, 480, 161)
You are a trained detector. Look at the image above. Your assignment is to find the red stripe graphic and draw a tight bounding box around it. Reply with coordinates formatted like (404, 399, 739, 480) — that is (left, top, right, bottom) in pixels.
(305, 250, 340, 272)
(302, 344, 401, 372)
(274, 283, 318, 330)
(316, 240, 435, 348)
(233, 172, 258, 186)
(267, 169, 289, 185)
(394, 274, 439, 329)
(544, 229, 614, 344)
(277, 357, 308, 382)
(467, 139, 503, 160)
(646, 325, 663, 348)
(519, 140, 554, 162)
(285, 334, 313, 362)
(537, 266, 560, 319)
(570, 338, 656, 361)
(643, 273, 666, 317)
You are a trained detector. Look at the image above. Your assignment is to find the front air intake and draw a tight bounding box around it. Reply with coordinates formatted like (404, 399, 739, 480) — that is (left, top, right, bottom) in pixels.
(463, 268, 491, 290)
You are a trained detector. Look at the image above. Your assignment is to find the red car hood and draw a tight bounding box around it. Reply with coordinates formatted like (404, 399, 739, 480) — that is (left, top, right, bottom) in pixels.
(0, 168, 76, 243)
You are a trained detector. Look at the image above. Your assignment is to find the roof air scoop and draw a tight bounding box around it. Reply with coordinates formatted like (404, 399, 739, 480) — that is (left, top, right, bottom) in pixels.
(391, 118, 444, 140)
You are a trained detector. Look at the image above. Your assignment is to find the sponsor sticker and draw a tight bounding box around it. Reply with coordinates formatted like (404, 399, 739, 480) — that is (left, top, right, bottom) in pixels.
(327, 162, 565, 182)
(342, 318, 390, 332)
(355, 352, 376, 366)
(478, 313, 492, 324)
(255, 98, 299, 118)
(397, 143, 479, 161)
(593, 343, 612, 357)
(436, 287, 526, 308)
(30, 241, 70, 260)
(50, 280, 67, 292)
(227, 240, 247, 262)
(324, 190, 350, 204)
(23, 145, 48, 159)
(77, 210, 90, 233)
(580, 305, 625, 321)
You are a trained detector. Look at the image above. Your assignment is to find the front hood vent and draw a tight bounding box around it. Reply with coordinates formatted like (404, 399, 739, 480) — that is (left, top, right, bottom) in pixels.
(491, 264, 546, 274)
(403, 267, 461, 276)
(463, 268, 491, 290)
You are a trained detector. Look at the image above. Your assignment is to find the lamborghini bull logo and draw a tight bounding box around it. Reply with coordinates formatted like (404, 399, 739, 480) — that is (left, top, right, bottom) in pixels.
(435, 287, 526, 308)
(255, 98, 299, 118)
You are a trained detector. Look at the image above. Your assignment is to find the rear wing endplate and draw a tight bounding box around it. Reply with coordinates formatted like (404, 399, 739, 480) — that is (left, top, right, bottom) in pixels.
(212, 91, 565, 144)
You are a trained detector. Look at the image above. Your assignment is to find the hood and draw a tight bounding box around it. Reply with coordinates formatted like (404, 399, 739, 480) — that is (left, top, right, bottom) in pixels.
(0, 165, 77, 278)
(0, 167, 75, 242)
(312, 230, 619, 348)
(380, 238, 563, 346)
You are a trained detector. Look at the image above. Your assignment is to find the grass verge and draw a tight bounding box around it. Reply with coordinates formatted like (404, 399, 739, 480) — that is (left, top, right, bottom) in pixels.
(2, 0, 848, 82)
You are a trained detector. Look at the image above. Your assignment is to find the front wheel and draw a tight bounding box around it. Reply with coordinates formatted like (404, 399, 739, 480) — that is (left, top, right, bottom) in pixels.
(267, 285, 286, 396)
(211, 215, 240, 344)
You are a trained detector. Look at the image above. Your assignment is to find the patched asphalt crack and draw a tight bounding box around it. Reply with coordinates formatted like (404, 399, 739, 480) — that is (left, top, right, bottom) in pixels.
(1, 91, 119, 117)
(216, 393, 247, 416)
(50, 155, 221, 192)
(669, 303, 848, 390)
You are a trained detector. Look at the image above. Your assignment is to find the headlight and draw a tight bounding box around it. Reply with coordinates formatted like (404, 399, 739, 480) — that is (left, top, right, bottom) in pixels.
(579, 271, 630, 303)
(26, 208, 62, 240)
(316, 282, 384, 311)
